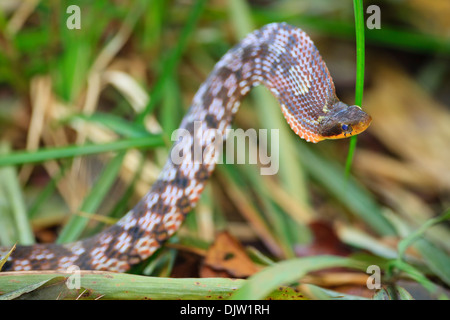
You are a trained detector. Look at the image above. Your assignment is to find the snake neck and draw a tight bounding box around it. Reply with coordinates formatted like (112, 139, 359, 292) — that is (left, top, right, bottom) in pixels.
(190, 22, 339, 143)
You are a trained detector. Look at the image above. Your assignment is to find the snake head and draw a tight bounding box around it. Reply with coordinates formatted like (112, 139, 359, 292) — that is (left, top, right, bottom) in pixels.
(318, 101, 372, 140)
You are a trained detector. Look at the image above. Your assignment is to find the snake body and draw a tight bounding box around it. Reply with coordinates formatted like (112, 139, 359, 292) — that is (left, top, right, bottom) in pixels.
(0, 23, 371, 272)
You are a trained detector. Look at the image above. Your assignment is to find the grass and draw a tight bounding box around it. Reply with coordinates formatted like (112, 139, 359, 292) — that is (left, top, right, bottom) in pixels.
(0, 270, 307, 300)
(345, 0, 366, 176)
(0, 0, 449, 300)
(135, 0, 207, 123)
(0, 143, 34, 245)
(0, 136, 164, 167)
(231, 255, 368, 300)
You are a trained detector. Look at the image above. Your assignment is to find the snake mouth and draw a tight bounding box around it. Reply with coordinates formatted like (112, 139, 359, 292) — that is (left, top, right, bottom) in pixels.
(318, 104, 372, 140)
(349, 113, 372, 135)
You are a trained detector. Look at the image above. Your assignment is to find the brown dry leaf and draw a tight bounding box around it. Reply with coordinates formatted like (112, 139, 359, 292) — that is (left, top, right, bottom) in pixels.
(170, 251, 205, 278)
(295, 220, 351, 257)
(302, 271, 370, 287)
(298, 271, 375, 299)
(357, 63, 450, 192)
(200, 231, 260, 278)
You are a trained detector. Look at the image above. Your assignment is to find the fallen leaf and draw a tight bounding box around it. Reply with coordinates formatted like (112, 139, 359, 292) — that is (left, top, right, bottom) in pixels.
(295, 220, 351, 257)
(200, 231, 260, 278)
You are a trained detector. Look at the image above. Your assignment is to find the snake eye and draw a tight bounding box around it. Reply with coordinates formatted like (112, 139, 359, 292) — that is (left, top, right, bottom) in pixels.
(342, 124, 349, 131)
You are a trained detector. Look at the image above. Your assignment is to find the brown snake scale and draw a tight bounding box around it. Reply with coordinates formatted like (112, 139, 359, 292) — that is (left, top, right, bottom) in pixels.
(0, 23, 371, 272)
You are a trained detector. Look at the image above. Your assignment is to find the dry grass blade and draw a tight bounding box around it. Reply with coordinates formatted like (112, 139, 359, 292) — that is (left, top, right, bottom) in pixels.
(0, 244, 16, 271)
(360, 64, 450, 191)
(5, 0, 39, 36)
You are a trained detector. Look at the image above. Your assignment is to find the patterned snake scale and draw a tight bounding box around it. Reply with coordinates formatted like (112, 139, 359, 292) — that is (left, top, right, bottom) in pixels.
(0, 23, 371, 272)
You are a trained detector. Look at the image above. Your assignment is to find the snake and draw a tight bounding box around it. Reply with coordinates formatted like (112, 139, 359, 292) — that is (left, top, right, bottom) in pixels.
(0, 23, 371, 272)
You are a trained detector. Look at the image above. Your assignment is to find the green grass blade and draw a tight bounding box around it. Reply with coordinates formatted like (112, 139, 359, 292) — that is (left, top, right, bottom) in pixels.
(414, 239, 450, 287)
(107, 156, 145, 220)
(0, 189, 15, 245)
(231, 255, 366, 300)
(0, 245, 16, 271)
(72, 113, 150, 138)
(136, 0, 207, 123)
(27, 165, 66, 219)
(395, 209, 450, 286)
(345, 0, 366, 176)
(300, 283, 368, 300)
(0, 136, 164, 167)
(228, 0, 310, 211)
(139, 0, 164, 52)
(56, 151, 126, 243)
(398, 210, 450, 260)
(388, 259, 443, 297)
(372, 285, 414, 300)
(229, 0, 255, 34)
(297, 143, 396, 236)
(0, 271, 305, 300)
(239, 163, 310, 255)
(0, 143, 34, 245)
(161, 75, 183, 136)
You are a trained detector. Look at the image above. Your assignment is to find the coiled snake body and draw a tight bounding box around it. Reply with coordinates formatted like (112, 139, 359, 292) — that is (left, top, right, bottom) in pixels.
(0, 23, 371, 272)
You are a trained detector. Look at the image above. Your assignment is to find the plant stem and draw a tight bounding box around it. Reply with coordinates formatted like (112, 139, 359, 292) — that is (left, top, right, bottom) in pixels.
(345, 0, 366, 176)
